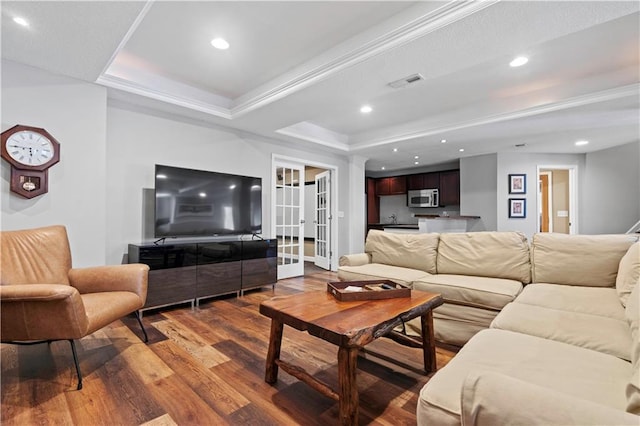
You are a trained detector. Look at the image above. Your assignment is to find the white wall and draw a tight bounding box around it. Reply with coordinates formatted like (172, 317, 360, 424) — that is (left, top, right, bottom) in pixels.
(583, 141, 640, 234)
(1, 61, 107, 267)
(1, 60, 355, 267)
(106, 105, 353, 265)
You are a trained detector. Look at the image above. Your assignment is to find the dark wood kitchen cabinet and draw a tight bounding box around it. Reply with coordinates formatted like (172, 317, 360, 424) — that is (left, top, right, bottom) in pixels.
(407, 172, 440, 190)
(439, 170, 460, 206)
(375, 176, 406, 196)
(366, 178, 380, 224)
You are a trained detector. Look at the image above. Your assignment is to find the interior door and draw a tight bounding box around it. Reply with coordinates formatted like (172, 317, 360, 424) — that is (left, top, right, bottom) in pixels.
(314, 170, 331, 270)
(539, 173, 551, 232)
(274, 163, 304, 279)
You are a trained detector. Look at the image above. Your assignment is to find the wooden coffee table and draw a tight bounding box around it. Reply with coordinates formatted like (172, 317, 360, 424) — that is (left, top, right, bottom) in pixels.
(259, 289, 443, 425)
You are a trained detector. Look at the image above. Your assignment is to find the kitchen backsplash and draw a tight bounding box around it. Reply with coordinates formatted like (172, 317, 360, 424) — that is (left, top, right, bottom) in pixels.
(378, 194, 459, 224)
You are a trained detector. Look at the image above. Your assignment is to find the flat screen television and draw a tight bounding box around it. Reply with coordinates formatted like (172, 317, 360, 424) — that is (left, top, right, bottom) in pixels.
(154, 164, 262, 238)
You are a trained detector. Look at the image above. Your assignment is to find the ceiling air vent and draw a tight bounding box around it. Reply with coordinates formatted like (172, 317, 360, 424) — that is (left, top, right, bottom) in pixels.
(388, 73, 424, 89)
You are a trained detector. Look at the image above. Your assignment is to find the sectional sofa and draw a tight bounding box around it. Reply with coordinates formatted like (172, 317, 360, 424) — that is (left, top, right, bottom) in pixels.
(339, 230, 532, 346)
(338, 230, 640, 424)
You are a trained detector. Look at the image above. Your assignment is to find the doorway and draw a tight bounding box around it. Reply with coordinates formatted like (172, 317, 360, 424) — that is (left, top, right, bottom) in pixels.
(272, 156, 338, 279)
(537, 166, 578, 234)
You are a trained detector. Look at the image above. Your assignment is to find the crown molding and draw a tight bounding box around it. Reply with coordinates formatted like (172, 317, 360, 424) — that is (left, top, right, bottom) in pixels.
(96, 1, 498, 123)
(231, 0, 500, 118)
(98, 0, 155, 78)
(97, 74, 233, 120)
(349, 83, 640, 151)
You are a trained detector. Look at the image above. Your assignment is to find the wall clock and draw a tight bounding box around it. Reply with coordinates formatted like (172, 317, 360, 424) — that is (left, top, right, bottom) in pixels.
(1, 124, 61, 199)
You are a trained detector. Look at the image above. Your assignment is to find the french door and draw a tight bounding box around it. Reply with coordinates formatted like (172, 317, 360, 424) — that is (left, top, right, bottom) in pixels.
(274, 162, 305, 279)
(314, 170, 331, 270)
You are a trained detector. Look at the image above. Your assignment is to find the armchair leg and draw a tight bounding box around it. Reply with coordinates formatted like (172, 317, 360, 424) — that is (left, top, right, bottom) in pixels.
(68, 340, 83, 390)
(135, 311, 148, 343)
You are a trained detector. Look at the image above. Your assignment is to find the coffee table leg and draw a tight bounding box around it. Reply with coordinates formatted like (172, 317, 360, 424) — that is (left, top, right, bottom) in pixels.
(420, 310, 437, 373)
(265, 319, 284, 383)
(338, 346, 358, 426)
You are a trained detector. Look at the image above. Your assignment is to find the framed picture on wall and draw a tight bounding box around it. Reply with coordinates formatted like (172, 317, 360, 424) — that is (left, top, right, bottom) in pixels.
(508, 174, 526, 194)
(508, 198, 526, 218)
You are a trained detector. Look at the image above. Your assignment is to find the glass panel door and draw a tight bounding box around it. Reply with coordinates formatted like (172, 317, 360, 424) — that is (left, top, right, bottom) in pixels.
(314, 170, 331, 270)
(274, 163, 304, 278)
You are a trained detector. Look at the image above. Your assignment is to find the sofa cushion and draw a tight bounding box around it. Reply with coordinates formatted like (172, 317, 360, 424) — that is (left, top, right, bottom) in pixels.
(514, 283, 625, 321)
(626, 284, 640, 414)
(531, 233, 638, 287)
(413, 274, 522, 310)
(336, 264, 429, 287)
(617, 242, 640, 307)
(461, 372, 640, 426)
(364, 230, 439, 274)
(417, 329, 633, 426)
(492, 303, 633, 361)
(405, 303, 501, 346)
(436, 232, 531, 283)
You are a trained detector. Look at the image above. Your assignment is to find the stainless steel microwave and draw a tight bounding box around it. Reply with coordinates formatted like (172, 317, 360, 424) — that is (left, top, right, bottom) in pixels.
(407, 189, 439, 208)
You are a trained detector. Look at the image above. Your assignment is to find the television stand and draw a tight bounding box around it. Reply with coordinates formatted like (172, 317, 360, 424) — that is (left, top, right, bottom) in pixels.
(128, 238, 277, 314)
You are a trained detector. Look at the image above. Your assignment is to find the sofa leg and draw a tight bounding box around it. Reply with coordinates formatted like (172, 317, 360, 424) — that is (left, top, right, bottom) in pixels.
(135, 311, 148, 343)
(68, 340, 83, 390)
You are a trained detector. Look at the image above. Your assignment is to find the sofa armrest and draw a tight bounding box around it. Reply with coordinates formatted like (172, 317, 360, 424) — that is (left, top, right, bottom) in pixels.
(0, 284, 89, 341)
(461, 371, 638, 426)
(339, 253, 371, 267)
(69, 264, 149, 302)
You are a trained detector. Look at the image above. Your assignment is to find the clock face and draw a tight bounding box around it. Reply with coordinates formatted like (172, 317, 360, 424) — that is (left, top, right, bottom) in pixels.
(5, 130, 55, 167)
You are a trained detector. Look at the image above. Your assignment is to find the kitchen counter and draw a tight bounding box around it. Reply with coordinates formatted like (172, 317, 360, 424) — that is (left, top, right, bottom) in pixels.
(414, 214, 481, 220)
(416, 214, 480, 233)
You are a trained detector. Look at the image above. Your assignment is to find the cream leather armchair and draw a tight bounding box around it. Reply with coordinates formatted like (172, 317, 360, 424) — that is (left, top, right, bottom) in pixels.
(0, 225, 149, 389)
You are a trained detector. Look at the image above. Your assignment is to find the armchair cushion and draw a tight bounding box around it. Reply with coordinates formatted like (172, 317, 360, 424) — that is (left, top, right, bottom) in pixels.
(0, 225, 71, 285)
(69, 264, 149, 301)
(0, 284, 88, 340)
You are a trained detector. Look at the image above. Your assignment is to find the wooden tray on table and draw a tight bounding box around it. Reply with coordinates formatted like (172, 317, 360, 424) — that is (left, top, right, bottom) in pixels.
(327, 280, 410, 301)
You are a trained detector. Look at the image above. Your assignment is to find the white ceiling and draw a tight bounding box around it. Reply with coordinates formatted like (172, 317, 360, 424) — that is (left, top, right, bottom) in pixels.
(2, 1, 639, 172)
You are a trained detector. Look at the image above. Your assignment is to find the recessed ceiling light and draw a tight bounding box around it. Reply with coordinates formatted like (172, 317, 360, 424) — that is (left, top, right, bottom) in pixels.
(199, 192, 207, 198)
(441, 139, 447, 144)
(575, 140, 589, 146)
(414, 156, 419, 159)
(13, 17, 29, 27)
(211, 38, 229, 50)
(459, 148, 465, 152)
(381, 166, 386, 170)
(414, 161, 419, 165)
(510, 56, 529, 67)
(360, 105, 372, 114)
(393, 148, 398, 152)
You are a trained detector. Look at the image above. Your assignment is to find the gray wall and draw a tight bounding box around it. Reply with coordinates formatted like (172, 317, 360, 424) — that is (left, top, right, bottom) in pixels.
(583, 141, 640, 234)
(496, 152, 585, 238)
(460, 154, 497, 231)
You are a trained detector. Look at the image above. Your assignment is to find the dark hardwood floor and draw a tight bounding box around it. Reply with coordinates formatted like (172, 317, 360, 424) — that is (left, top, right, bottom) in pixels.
(1, 267, 455, 425)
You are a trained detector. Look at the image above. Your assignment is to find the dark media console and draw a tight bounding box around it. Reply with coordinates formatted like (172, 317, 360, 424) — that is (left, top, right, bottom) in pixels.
(128, 239, 277, 314)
